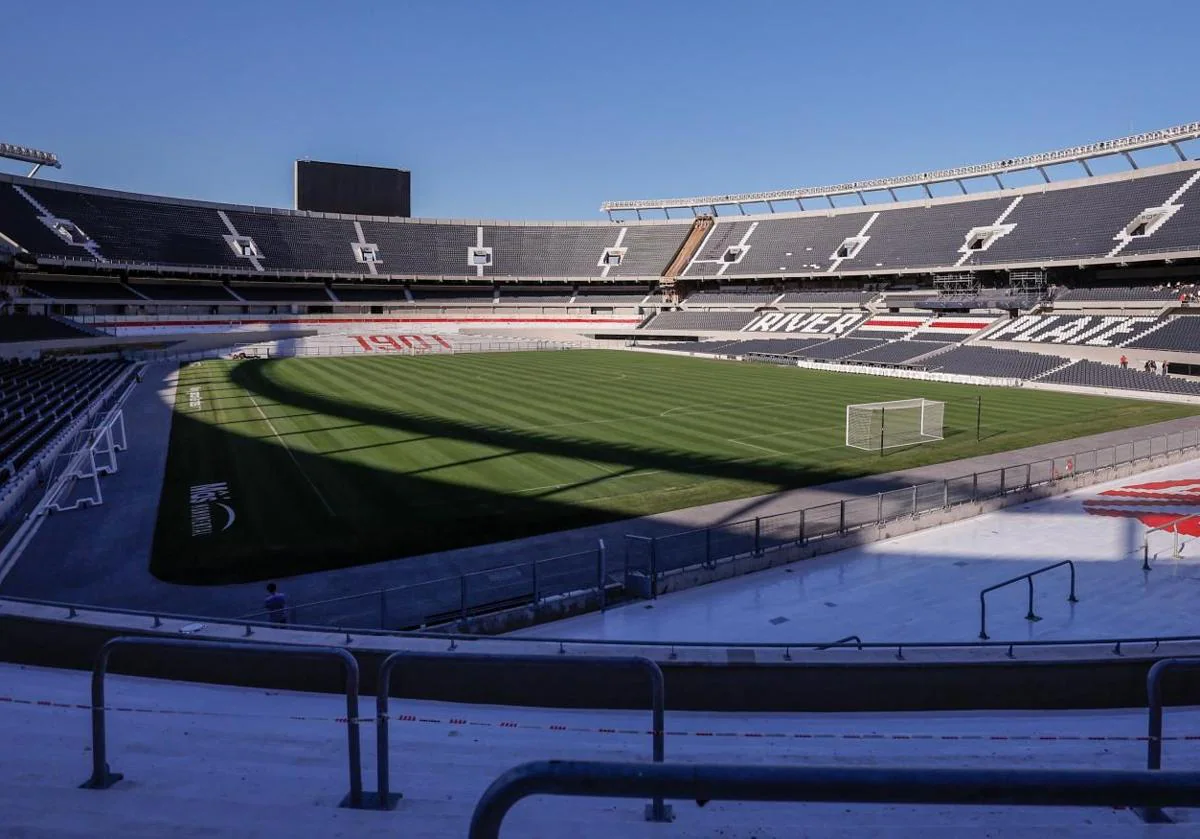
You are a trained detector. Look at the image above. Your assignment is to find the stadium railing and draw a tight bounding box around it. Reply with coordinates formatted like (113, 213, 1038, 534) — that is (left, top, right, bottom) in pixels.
(467, 761, 1200, 838)
(246, 427, 1200, 632)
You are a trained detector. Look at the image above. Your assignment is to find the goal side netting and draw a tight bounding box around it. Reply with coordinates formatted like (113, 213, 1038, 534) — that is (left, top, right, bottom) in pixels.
(845, 398, 945, 451)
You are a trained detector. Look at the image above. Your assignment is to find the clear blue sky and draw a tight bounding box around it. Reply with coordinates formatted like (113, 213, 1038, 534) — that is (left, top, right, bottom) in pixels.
(4, 0, 1198, 219)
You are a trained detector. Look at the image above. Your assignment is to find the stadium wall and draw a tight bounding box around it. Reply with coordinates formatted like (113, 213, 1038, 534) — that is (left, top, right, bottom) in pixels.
(2, 603, 1199, 712)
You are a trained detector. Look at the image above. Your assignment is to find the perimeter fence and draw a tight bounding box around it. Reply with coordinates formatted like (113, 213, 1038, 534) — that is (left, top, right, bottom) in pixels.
(248, 427, 1200, 630)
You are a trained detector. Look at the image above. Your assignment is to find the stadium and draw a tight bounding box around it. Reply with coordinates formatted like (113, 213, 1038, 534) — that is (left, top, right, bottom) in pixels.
(7, 26, 1200, 833)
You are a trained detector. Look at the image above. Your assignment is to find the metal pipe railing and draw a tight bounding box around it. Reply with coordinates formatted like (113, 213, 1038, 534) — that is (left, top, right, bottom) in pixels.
(815, 635, 863, 651)
(372, 652, 670, 820)
(467, 760, 1200, 839)
(979, 560, 1078, 640)
(1139, 656, 1200, 822)
(79, 635, 366, 809)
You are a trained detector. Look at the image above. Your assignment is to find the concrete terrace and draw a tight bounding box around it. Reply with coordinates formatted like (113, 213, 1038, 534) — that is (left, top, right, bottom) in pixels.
(2, 661, 1199, 837)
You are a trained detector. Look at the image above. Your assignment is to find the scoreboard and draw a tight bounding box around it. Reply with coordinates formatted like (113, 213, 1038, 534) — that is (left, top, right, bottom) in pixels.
(294, 160, 411, 217)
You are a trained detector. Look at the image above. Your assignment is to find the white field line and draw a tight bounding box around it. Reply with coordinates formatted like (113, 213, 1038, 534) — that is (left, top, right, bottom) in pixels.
(246, 392, 337, 517)
(727, 438, 786, 455)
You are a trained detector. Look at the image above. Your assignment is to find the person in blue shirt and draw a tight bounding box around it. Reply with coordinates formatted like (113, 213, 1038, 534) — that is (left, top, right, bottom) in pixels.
(264, 582, 288, 624)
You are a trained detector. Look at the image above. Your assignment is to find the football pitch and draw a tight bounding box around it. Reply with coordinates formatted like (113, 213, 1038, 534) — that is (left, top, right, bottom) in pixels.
(152, 349, 1199, 583)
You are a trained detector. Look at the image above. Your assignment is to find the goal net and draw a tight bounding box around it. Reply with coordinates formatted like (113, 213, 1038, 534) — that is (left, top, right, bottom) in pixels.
(845, 398, 945, 451)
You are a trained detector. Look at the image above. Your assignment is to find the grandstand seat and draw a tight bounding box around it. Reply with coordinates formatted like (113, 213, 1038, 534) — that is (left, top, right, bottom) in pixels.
(1125, 316, 1200, 352)
(642, 310, 757, 331)
(925, 346, 1068, 379)
(1040, 360, 1200, 396)
(0, 315, 95, 343)
(791, 337, 888, 360)
(847, 340, 952, 365)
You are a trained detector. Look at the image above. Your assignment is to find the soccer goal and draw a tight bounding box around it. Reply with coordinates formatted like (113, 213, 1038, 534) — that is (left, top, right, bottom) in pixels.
(845, 398, 945, 451)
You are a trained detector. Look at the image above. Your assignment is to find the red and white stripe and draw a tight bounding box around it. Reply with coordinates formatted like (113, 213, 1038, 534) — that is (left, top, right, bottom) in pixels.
(914, 317, 998, 339)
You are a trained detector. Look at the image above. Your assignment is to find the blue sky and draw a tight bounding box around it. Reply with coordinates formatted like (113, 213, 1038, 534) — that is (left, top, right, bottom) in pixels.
(4, 0, 1198, 219)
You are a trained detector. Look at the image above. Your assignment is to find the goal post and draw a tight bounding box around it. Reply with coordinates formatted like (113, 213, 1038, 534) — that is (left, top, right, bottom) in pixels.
(845, 398, 945, 451)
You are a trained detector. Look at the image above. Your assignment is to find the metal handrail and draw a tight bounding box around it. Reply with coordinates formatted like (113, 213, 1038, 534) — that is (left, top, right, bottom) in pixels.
(979, 560, 1078, 640)
(79, 635, 367, 809)
(371, 652, 670, 820)
(815, 635, 863, 651)
(1139, 656, 1200, 822)
(5, 593, 1200, 657)
(467, 760, 1200, 839)
(1141, 514, 1200, 570)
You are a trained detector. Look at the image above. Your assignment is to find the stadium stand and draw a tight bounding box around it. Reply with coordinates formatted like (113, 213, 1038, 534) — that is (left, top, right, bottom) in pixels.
(776, 290, 876, 305)
(0, 358, 129, 481)
(1124, 316, 1200, 352)
(222, 210, 362, 274)
(0, 314, 94, 343)
(497, 286, 575, 304)
(20, 181, 247, 268)
(596, 223, 694, 278)
(846, 339, 953, 365)
(642, 310, 757, 331)
(682, 288, 777, 306)
(983, 314, 1163, 347)
(792, 337, 888, 360)
(19, 277, 140, 300)
(925, 346, 1069, 379)
(1, 177, 692, 279)
(708, 214, 869, 276)
(408, 285, 491, 303)
(6, 158, 1200, 283)
(230, 283, 331, 302)
(969, 170, 1196, 264)
(681, 222, 757, 278)
(1118, 175, 1200, 257)
(572, 287, 653, 305)
(1039, 360, 1200, 396)
(720, 338, 829, 355)
(483, 226, 616, 277)
(849, 196, 1011, 271)
(328, 284, 409, 302)
(643, 339, 745, 354)
(127, 281, 237, 302)
(1053, 285, 1186, 303)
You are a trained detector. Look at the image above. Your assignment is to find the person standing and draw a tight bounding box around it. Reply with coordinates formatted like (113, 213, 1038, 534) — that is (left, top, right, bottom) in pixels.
(264, 582, 288, 624)
(1119, 354, 1128, 369)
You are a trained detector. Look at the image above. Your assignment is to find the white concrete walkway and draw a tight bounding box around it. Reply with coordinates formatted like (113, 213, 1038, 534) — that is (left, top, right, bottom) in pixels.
(517, 459, 1200, 645)
(0, 662, 1197, 837)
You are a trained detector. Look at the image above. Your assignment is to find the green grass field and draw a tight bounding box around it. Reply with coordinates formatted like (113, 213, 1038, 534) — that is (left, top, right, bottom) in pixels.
(152, 349, 1199, 583)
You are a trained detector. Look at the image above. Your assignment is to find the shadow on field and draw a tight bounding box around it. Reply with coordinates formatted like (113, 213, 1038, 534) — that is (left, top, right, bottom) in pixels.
(152, 359, 931, 585)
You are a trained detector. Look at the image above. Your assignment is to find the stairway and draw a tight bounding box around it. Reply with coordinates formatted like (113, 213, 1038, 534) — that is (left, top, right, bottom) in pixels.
(663, 215, 714, 280)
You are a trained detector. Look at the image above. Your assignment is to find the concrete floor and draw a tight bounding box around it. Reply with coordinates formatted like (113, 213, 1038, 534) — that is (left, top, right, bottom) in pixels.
(1, 661, 1196, 837)
(515, 459, 1200, 645)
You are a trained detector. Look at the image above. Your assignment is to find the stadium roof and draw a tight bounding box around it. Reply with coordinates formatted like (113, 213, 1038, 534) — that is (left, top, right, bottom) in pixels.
(601, 121, 1200, 219)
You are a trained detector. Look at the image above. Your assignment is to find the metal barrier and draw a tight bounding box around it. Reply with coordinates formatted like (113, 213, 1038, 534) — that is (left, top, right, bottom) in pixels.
(467, 760, 1200, 839)
(815, 635, 863, 651)
(1139, 656, 1200, 822)
(979, 560, 1077, 640)
(243, 426, 1198, 632)
(80, 636, 367, 809)
(1141, 514, 1200, 570)
(372, 652, 670, 820)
